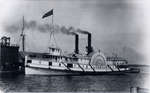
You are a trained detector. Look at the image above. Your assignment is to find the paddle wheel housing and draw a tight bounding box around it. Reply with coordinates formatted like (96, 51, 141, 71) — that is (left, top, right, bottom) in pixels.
(90, 52, 107, 69)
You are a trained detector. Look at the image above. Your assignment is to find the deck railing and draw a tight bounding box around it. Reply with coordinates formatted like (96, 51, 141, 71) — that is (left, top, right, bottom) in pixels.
(130, 87, 150, 93)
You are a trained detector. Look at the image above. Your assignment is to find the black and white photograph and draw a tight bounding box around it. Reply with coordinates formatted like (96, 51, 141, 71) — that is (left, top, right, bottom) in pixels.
(0, 0, 150, 93)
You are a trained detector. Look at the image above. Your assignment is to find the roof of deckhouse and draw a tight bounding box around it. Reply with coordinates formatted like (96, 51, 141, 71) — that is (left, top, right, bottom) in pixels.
(27, 52, 90, 60)
(106, 56, 127, 61)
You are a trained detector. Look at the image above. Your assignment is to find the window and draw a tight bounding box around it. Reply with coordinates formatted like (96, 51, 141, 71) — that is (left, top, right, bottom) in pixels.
(43, 55, 50, 58)
(27, 60, 32, 63)
(67, 63, 73, 68)
(49, 62, 52, 66)
(86, 65, 88, 69)
(74, 64, 78, 68)
(59, 63, 61, 67)
(29, 55, 36, 58)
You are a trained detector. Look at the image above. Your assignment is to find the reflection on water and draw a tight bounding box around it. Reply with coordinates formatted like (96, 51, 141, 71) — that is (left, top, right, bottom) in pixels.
(0, 67, 149, 92)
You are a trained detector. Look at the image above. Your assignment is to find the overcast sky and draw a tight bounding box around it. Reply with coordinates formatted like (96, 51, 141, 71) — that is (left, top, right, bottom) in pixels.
(0, 0, 150, 65)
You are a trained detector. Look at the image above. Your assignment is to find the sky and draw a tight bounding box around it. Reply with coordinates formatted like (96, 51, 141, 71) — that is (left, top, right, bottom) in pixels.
(0, 0, 150, 65)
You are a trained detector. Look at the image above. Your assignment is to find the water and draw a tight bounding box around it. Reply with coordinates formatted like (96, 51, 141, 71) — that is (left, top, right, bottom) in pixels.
(0, 66, 149, 92)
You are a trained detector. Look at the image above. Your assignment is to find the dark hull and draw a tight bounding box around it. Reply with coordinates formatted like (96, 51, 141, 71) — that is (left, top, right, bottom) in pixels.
(25, 66, 129, 76)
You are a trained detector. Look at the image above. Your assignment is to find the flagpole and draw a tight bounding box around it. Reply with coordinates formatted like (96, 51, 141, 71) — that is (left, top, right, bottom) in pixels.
(49, 9, 54, 47)
(49, 17, 52, 47)
(51, 10, 58, 47)
(42, 9, 54, 47)
(52, 11, 53, 26)
(51, 9, 54, 46)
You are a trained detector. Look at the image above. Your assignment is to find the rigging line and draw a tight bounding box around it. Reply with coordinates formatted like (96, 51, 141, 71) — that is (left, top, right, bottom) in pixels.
(51, 27, 60, 49)
(49, 24, 53, 46)
(52, 14, 58, 48)
(52, 26, 58, 48)
(49, 12, 54, 47)
(51, 12, 59, 48)
(52, 32, 58, 47)
(49, 30, 53, 46)
(53, 33, 63, 52)
(49, 9, 60, 50)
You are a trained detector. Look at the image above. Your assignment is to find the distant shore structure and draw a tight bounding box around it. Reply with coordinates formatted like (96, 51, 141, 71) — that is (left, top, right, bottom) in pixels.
(0, 36, 25, 74)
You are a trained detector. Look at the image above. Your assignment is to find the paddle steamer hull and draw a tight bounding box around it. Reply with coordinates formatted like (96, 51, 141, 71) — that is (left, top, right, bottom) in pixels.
(26, 66, 130, 75)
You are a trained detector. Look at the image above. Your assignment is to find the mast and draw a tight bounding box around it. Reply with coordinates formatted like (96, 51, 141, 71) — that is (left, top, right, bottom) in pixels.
(21, 16, 25, 52)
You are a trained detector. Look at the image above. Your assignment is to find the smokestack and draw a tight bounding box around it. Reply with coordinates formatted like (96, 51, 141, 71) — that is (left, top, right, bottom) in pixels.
(75, 34, 79, 54)
(87, 33, 93, 54)
(76, 29, 93, 55)
(88, 33, 91, 49)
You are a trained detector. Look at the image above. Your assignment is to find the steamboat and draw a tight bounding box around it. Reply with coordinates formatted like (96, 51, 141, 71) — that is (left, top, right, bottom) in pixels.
(22, 10, 138, 75)
(25, 31, 132, 75)
(1, 10, 138, 75)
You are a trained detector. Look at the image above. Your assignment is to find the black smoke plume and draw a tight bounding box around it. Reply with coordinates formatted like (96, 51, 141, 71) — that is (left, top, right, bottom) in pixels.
(4, 19, 79, 36)
(77, 28, 90, 34)
(60, 26, 77, 35)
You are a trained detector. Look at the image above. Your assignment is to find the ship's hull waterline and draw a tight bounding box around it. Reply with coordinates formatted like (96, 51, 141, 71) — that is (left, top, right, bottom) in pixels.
(25, 66, 129, 75)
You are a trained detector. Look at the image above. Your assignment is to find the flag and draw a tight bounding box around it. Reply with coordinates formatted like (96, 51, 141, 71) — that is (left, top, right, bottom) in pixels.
(42, 9, 53, 19)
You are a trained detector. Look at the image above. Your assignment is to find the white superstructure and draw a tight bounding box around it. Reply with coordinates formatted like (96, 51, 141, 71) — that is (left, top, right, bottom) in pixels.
(25, 47, 129, 73)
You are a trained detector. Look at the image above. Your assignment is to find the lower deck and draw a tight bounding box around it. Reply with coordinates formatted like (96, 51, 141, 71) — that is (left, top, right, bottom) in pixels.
(25, 66, 128, 75)
(26, 58, 129, 73)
